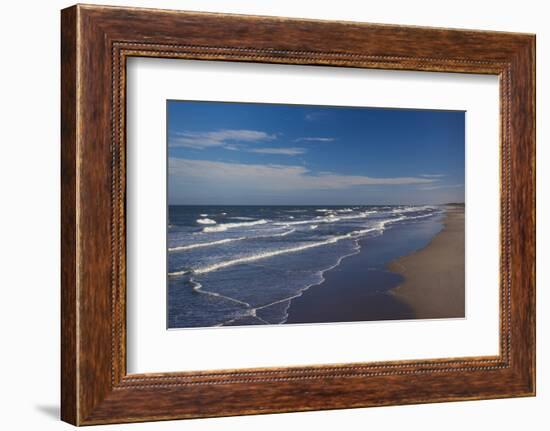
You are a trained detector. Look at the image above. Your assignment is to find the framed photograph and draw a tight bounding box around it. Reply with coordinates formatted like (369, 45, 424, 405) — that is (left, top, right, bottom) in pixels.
(61, 4, 535, 425)
(164, 101, 466, 329)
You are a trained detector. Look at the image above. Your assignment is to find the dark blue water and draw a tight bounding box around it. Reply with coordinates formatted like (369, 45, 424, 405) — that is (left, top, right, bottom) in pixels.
(167, 205, 444, 329)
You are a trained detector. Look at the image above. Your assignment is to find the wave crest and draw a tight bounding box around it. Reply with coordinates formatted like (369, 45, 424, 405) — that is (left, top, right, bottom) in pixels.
(196, 218, 216, 225)
(192, 226, 382, 275)
(203, 219, 268, 232)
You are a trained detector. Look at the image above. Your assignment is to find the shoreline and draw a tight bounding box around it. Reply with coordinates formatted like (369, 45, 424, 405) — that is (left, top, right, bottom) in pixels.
(285, 205, 464, 324)
(285, 209, 447, 324)
(388, 205, 465, 319)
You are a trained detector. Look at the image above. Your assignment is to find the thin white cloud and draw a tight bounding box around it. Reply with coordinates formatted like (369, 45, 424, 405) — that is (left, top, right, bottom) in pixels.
(418, 184, 464, 191)
(249, 147, 307, 156)
(169, 129, 276, 149)
(169, 158, 436, 191)
(420, 174, 446, 178)
(294, 137, 336, 143)
(304, 112, 326, 121)
(223, 144, 240, 151)
(170, 129, 307, 156)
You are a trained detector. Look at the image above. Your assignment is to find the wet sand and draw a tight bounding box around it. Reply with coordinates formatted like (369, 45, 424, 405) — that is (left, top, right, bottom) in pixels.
(285, 252, 415, 324)
(388, 205, 465, 319)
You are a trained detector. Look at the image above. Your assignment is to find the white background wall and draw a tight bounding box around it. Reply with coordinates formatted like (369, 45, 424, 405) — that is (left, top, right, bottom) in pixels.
(0, 0, 546, 429)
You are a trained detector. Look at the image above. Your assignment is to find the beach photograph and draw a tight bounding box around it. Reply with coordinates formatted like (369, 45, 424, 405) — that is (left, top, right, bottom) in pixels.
(166, 101, 465, 329)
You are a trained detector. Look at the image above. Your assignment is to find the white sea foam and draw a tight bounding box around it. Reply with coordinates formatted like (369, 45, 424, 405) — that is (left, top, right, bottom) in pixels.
(391, 205, 434, 214)
(189, 279, 250, 307)
(276, 210, 375, 226)
(230, 216, 256, 220)
(310, 225, 319, 230)
(401, 212, 441, 222)
(200, 213, 208, 217)
(168, 269, 192, 276)
(202, 219, 268, 232)
(278, 228, 296, 237)
(170, 228, 295, 253)
(196, 218, 217, 225)
(169, 237, 246, 252)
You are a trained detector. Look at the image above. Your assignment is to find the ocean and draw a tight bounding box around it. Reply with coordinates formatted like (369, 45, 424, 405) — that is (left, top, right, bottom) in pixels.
(167, 205, 445, 329)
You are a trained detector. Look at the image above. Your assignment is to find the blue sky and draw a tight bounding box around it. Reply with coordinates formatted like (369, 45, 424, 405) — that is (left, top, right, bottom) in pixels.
(167, 101, 465, 205)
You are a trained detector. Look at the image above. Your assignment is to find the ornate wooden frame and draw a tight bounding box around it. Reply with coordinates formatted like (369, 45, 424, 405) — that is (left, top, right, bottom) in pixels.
(61, 4, 535, 425)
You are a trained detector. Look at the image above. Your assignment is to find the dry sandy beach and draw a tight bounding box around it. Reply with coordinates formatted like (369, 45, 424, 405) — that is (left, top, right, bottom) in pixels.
(388, 205, 465, 319)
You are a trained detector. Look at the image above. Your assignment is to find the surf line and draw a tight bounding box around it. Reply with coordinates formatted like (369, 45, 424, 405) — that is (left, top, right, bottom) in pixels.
(167, 213, 433, 276)
(251, 240, 363, 324)
(190, 226, 380, 275)
(168, 237, 245, 252)
(216, 309, 271, 327)
(211, 212, 440, 326)
(188, 279, 271, 326)
(168, 225, 383, 277)
(189, 278, 251, 308)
